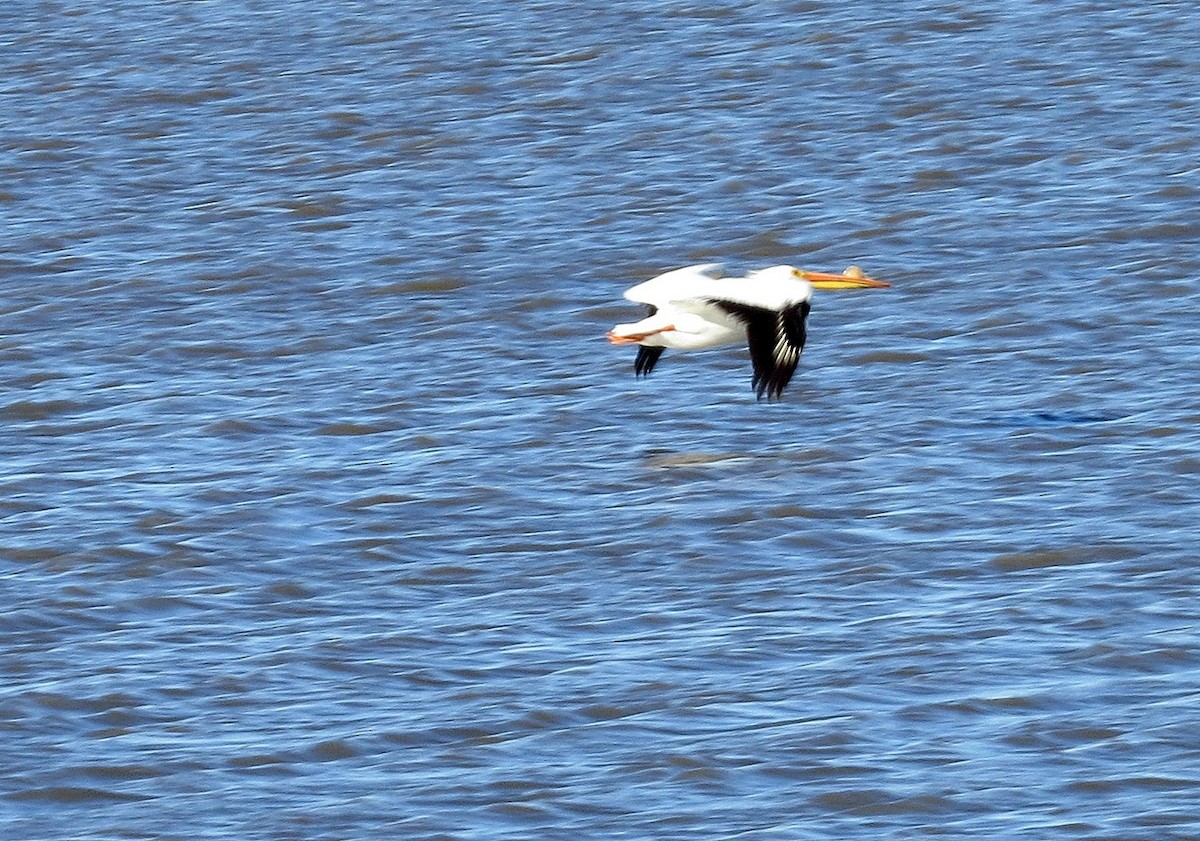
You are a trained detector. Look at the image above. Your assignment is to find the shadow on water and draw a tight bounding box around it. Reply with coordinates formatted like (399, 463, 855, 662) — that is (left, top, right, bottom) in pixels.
(640, 445, 849, 470)
(640, 409, 1124, 469)
(641, 449, 757, 469)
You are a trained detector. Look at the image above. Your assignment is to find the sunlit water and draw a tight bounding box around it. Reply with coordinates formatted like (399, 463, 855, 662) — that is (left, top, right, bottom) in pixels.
(3, 2, 1200, 838)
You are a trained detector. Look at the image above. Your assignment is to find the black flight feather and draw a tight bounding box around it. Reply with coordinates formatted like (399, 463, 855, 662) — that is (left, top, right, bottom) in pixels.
(632, 304, 664, 376)
(709, 299, 810, 400)
(635, 345, 664, 376)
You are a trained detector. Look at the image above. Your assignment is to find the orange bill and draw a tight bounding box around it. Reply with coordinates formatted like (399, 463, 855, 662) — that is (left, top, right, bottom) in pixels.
(797, 266, 890, 289)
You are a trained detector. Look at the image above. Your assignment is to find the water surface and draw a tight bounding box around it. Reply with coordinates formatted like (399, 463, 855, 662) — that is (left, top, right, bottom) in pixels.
(3, 1, 1200, 838)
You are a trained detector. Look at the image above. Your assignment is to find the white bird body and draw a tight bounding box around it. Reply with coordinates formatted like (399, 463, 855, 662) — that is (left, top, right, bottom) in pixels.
(612, 265, 745, 351)
(608, 263, 888, 400)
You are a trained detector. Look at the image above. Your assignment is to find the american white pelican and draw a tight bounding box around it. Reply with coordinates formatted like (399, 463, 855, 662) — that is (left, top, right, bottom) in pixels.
(607, 264, 889, 400)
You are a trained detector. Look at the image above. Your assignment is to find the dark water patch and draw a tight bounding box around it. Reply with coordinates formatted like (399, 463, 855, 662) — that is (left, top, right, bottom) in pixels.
(202, 417, 270, 437)
(850, 349, 929, 364)
(136, 87, 237, 107)
(368, 277, 469, 300)
(991, 544, 1139, 572)
(7, 786, 149, 804)
(1105, 221, 1200, 243)
(120, 594, 208, 622)
(0, 545, 69, 564)
(1067, 776, 1198, 795)
(307, 739, 360, 762)
(168, 341, 264, 360)
(28, 692, 145, 715)
(7, 370, 69, 388)
(68, 763, 169, 783)
(293, 219, 353, 233)
(314, 422, 394, 436)
(990, 411, 1123, 428)
(764, 504, 846, 521)
(486, 801, 557, 822)
(1069, 643, 1198, 676)
(228, 752, 296, 770)
(0, 399, 89, 421)
(395, 565, 483, 586)
(808, 787, 898, 813)
(262, 579, 317, 600)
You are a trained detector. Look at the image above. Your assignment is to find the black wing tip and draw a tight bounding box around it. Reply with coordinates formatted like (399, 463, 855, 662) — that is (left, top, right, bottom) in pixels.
(752, 377, 791, 401)
(634, 345, 664, 377)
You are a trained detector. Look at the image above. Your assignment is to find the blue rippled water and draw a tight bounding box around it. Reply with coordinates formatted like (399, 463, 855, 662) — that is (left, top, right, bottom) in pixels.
(3, 1, 1200, 838)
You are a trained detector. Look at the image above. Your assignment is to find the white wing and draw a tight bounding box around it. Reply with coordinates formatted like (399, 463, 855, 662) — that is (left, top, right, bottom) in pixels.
(622, 263, 725, 308)
(623, 264, 814, 312)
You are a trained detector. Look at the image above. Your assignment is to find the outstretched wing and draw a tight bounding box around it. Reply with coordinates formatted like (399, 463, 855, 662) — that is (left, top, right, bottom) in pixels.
(708, 299, 809, 400)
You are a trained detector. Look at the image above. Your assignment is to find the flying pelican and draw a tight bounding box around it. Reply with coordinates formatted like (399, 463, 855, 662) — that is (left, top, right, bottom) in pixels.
(607, 264, 889, 400)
